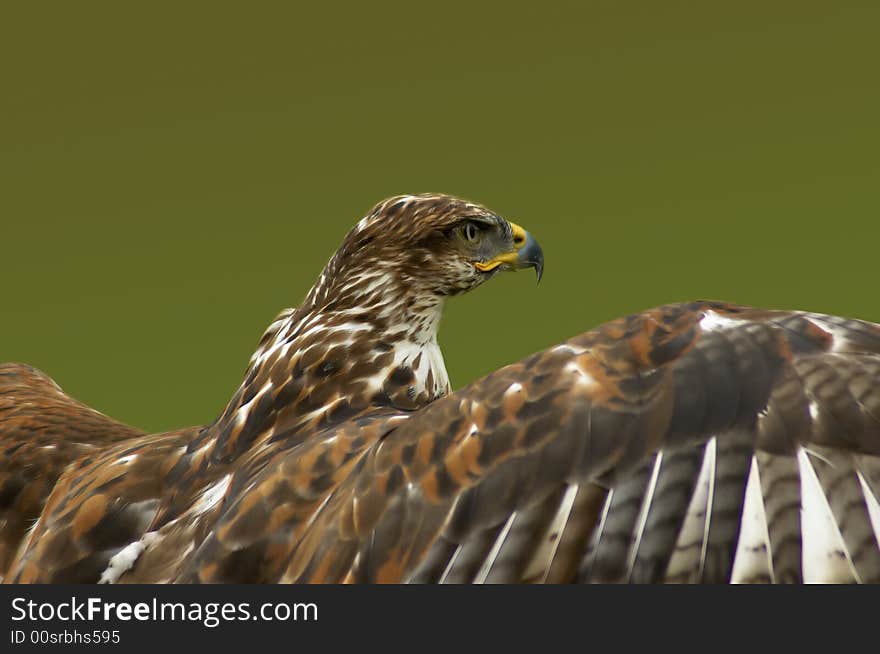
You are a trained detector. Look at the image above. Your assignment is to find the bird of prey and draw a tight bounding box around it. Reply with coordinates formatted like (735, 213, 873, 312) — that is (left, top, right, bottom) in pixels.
(3, 193, 880, 584)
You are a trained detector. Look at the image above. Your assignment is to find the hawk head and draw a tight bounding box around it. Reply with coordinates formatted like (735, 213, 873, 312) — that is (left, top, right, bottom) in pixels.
(306, 194, 544, 309)
(225, 193, 544, 455)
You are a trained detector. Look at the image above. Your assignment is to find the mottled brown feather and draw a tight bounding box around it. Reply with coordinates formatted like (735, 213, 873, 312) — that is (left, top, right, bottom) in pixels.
(0, 363, 145, 579)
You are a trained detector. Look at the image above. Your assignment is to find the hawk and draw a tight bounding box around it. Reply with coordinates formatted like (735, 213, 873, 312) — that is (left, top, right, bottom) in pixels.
(3, 194, 880, 584)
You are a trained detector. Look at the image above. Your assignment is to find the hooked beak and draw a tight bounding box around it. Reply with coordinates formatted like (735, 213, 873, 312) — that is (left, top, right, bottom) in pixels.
(474, 221, 544, 282)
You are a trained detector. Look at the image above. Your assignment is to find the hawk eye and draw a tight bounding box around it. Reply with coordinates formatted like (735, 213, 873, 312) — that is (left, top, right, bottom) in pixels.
(462, 222, 481, 243)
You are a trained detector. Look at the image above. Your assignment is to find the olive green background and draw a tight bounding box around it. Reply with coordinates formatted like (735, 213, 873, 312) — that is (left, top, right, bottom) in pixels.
(2, 2, 878, 432)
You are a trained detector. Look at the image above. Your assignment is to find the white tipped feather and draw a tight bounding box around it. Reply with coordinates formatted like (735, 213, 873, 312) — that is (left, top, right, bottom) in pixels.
(857, 470, 880, 550)
(697, 438, 717, 579)
(804, 317, 851, 352)
(579, 487, 614, 578)
(798, 448, 857, 583)
(730, 456, 773, 583)
(98, 532, 159, 584)
(438, 544, 462, 584)
(699, 311, 741, 333)
(665, 438, 716, 582)
(522, 484, 579, 583)
(473, 512, 517, 584)
(563, 361, 598, 389)
(625, 453, 663, 580)
(194, 474, 232, 515)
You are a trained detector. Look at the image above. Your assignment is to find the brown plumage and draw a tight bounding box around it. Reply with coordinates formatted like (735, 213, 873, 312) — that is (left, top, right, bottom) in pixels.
(4, 194, 880, 583)
(0, 363, 145, 578)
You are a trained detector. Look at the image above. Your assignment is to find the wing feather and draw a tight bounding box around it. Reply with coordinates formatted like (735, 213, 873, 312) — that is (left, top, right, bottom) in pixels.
(628, 444, 705, 582)
(13, 301, 880, 584)
(0, 364, 144, 579)
(805, 446, 880, 582)
(482, 485, 568, 583)
(700, 427, 754, 583)
(755, 451, 803, 582)
(579, 458, 656, 583)
(281, 302, 880, 583)
(542, 483, 608, 583)
(664, 439, 716, 582)
(729, 455, 773, 583)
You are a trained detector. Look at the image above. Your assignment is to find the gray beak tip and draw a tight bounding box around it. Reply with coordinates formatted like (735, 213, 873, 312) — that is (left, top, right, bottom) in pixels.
(516, 230, 544, 285)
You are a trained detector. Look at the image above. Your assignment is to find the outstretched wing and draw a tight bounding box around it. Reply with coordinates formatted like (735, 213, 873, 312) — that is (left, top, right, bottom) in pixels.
(0, 364, 145, 579)
(7, 425, 210, 584)
(275, 301, 880, 583)
(8, 413, 408, 584)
